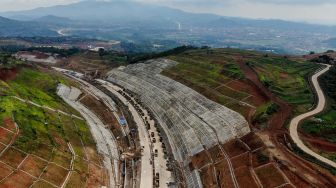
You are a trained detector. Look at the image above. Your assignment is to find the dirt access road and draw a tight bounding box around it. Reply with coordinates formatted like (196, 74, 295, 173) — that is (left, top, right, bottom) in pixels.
(238, 60, 336, 187)
(289, 64, 336, 168)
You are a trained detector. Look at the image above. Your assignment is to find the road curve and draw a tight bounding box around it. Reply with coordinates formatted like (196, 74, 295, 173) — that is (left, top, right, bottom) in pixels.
(289, 64, 336, 169)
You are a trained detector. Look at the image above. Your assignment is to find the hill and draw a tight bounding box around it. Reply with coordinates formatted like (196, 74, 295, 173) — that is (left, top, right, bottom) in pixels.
(0, 16, 56, 37)
(33, 15, 74, 25)
(161, 48, 320, 124)
(1, 0, 335, 54)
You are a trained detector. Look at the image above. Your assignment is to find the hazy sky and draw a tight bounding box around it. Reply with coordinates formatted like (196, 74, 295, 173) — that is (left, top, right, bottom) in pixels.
(0, 0, 335, 25)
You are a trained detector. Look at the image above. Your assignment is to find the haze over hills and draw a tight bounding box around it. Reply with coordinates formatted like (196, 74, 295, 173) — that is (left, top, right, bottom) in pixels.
(0, 0, 335, 54)
(0, 16, 56, 37)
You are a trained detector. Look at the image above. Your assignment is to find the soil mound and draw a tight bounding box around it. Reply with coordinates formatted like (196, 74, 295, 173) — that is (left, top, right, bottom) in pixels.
(0, 68, 18, 81)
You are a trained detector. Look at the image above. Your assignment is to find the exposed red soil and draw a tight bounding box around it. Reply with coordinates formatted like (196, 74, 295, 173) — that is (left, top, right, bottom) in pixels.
(1, 170, 36, 188)
(255, 164, 287, 188)
(30, 180, 54, 187)
(80, 95, 128, 148)
(280, 165, 312, 188)
(237, 61, 293, 130)
(235, 166, 259, 188)
(0, 68, 18, 81)
(236, 60, 336, 187)
(190, 151, 211, 169)
(0, 165, 13, 180)
(20, 155, 48, 177)
(66, 171, 87, 187)
(41, 163, 68, 186)
(280, 72, 289, 78)
(31, 143, 53, 159)
(80, 95, 117, 126)
(275, 134, 336, 187)
(49, 129, 68, 147)
(208, 145, 224, 163)
(251, 148, 270, 168)
(85, 147, 103, 165)
(300, 133, 336, 152)
(216, 159, 236, 188)
(241, 133, 265, 151)
(193, 134, 292, 188)
(0, 143, 6, 153)
(231, 152, 250, 169)
(87, 163, 108, 187)
(0, 127, 13, 144)
(199, 165, 217, 188)
(227, 80, 268, 106)
(2, 118, 17, 132)
(223, 139, 248, 158)
(0, 148, 27, 168)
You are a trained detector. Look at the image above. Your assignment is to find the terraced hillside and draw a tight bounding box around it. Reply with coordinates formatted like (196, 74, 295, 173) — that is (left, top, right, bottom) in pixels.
(156, 48, 336, 187)
(0, 65, 109, 187)
(165, 48, 320, 124)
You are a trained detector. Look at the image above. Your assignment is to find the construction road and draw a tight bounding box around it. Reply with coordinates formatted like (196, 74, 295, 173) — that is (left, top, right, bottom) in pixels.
(97, 80, 154, 188)
(289, 64, 336, 169)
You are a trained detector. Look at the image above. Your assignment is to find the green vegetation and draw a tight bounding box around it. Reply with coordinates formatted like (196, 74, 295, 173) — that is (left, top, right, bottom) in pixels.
(254, 102, 280, 125)
(0, 63, 100, 185)
(292, 141, 336, 175)
(163, 48, 319, 118)
(0, 66, 87, 152)
(26, 47, 82, 57)
(162, 48, 251, 116)
(247, 56, 320, 113)
(0, 52, 24, 68)
(301, 119, 336, 143)
(310, 54, 335, 64)
(2, 67, 78, 113)
(301, 66, 336, 144)
(127, 45, 198, 64)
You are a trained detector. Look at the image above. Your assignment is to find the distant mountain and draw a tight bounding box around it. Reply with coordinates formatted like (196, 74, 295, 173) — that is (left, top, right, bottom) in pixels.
(1, 0, 335, 54)
(0, 16, 57, 37)
(206, 17, 336, 34)
(325, 38, 336, 48)
(2, 0, 219, 27)
(34, 15, 73, 24)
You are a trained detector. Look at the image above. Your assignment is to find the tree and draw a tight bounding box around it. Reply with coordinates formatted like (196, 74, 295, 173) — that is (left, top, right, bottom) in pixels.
(98, 48, 105, 57)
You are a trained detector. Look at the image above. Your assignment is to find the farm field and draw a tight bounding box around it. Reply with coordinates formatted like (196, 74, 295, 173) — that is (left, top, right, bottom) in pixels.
(163, 48, 336, 186)
(0, 65, 108, 187)
(165, 48, 320, 124)
(191, 133, 294, 188)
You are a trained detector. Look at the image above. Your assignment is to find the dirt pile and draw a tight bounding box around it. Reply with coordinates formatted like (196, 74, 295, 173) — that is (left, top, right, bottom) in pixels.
(0, 68, 18, 81)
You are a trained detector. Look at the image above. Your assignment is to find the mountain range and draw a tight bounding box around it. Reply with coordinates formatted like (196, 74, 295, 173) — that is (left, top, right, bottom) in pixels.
(0, 0, 335, 54)
(0, 16, 56, 37)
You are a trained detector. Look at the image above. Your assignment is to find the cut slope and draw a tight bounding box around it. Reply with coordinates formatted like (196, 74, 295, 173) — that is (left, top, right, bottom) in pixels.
(107, 59, 250, 187)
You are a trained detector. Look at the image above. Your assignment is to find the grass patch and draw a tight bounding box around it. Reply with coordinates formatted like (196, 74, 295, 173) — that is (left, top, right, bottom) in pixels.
(0, 66, 98, 185)
(248, 56, 319, 114)
(301, 109, 336, 143)
(253, 102, 279, 125)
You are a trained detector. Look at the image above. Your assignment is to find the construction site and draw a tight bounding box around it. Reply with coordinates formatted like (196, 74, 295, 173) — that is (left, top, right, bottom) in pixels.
(1, 49, 336, 188)
(51, 57, 336, 188)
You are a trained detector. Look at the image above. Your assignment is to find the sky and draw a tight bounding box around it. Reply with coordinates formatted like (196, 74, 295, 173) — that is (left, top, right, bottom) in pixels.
(0, 0, 335, 25)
